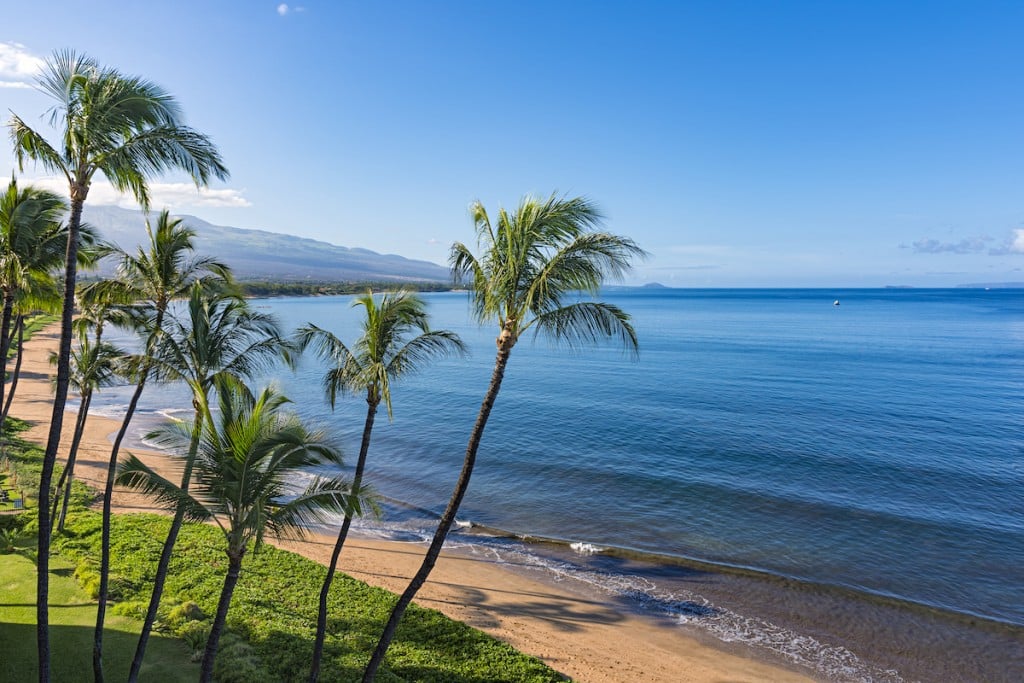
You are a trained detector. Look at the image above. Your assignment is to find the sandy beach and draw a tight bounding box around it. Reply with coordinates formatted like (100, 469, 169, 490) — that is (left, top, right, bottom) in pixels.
(13, 324, 813, 683)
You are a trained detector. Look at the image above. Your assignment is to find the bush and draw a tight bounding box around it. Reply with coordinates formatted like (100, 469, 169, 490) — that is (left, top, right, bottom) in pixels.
(177, 620, 211, 661)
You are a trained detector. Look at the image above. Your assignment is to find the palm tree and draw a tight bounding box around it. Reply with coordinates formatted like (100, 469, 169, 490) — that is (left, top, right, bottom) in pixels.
(8, 50, 228, 682)
(0, 177, 66, 430)
(92, 210, 230, 680)
(124, 283, 288, 682)
(362, 193, 643, 680)
(116, 378, 356, 683)
(296, 289, 465, 682)
(48, 285, 128, 535)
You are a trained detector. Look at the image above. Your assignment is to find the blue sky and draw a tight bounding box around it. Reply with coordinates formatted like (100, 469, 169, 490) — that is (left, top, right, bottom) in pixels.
(2, 1, 1022, 286)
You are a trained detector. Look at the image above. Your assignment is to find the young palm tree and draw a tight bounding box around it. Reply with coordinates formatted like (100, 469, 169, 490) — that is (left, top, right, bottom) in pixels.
(47, 283, 131, 535)
(124, 284, 288, 683)
(8, 50, 228, 682)
(92, 211, 231, 679)
(296, 289, 465, 682)
(362, 193, 644, 680)
(116, 378, 356, 683)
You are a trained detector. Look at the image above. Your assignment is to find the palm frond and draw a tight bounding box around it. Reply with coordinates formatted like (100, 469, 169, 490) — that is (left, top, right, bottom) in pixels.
(530, 301, 639, 355)
(115, 453, 211, 522)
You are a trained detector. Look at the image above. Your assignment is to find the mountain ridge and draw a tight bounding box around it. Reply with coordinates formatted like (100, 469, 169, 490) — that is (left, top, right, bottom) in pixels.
(81, 205, 451, 282)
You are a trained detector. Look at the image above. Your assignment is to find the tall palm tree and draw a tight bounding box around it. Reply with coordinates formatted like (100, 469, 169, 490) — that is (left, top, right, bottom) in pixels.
(92, 210, 231, 680)
(296, 289, 465, 682)
(362, 193, 643, 680)
(0, 177, 66, 428)
(124, 284, 288, 682)
(116, 378, 356, 683)
(8, 50, 228, 682)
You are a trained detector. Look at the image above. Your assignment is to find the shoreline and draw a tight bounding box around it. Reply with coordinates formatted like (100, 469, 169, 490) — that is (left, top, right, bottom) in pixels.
(13, 324, 813, 683)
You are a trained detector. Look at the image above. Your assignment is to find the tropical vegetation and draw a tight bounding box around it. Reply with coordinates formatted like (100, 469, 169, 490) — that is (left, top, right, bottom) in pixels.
(9, 49, 228, 682)
(3, 48, 641, 683)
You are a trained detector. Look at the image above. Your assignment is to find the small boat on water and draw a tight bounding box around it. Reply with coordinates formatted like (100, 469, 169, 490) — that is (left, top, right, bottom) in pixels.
(833, 300, 840, 306)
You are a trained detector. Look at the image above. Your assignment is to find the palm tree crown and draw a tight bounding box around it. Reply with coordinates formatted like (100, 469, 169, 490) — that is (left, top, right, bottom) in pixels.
(297, 289, 466, 418)
(451, 193, 644, 353)
(10, 50, 228, 206)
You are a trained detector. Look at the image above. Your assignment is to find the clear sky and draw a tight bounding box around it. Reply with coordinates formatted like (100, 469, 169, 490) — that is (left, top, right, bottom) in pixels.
(2, 1, 1022, 286)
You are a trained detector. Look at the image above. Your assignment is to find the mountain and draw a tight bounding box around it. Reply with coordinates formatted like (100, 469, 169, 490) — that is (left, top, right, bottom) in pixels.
(80, 205, 451, 282)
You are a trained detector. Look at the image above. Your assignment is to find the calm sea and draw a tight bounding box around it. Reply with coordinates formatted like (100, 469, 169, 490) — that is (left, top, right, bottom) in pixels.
(93, 288, 1024, 682)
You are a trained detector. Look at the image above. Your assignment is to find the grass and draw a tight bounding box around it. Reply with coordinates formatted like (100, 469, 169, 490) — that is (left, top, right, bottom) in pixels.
(0, 551, 199, 682)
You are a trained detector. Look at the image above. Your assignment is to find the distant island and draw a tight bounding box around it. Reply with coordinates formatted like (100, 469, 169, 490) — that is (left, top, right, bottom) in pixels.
(641, 282, 669, 289)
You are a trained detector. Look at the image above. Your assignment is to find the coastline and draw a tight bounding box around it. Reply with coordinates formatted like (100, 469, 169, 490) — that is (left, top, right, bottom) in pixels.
(13, 324, 813, 683)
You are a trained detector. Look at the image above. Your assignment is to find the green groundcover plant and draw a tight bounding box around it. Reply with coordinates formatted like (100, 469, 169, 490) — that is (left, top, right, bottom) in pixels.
(50, 510, 564, 682)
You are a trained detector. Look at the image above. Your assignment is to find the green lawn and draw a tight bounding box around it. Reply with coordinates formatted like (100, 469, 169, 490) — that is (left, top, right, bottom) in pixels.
(0, 552, 199, 682)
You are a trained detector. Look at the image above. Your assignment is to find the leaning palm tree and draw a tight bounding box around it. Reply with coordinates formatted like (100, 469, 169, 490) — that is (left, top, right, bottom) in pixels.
(362, 193, 644, 680)
(124, 283, 288, 683)
(296, 289, 465, 682)
(8, 49, 228, 682)
(116, 378, 356, 683)
(92, 210, 231, 679)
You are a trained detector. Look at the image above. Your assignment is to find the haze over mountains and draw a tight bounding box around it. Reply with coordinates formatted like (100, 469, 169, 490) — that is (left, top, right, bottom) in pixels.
(81, 205, 451, 282)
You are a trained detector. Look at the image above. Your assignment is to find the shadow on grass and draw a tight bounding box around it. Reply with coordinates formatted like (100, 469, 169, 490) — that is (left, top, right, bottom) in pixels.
(0, 622, 198, 683)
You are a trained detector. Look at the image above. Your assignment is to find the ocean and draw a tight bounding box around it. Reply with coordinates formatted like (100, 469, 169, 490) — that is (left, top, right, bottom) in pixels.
(91, 288, 1024, 682)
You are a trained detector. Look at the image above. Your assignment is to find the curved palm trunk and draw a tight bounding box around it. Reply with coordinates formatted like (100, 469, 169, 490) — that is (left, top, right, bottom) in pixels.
(2, 315, 26, 422)
(362, 331, 515, 682)
(50, 389, 93, 535)
(309, 397, 378, 682)
(126, 411, 204, 683)
(200, 549, 245, 683)
(38, 190, 84, 683)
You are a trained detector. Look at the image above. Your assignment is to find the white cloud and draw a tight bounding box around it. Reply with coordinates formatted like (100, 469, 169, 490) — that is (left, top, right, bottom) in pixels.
(1009, 229, 1024, 254)
(0, 42, 44, 89)
(277, 3, 289, 15)
(27, 176, 252, 210)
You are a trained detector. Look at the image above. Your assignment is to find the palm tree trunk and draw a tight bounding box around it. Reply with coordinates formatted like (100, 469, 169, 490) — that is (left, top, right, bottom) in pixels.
(38, 189, 85, 683)
(48, 391, 88, 534)
(0, 293, 16, 423)
(126, 410, 204, 683)
(200, 550, 245, 683)
(2, 315, 26, 422)
(53, 390, 93, 534)
(362, 333, 515, 682)
(309, 398, 378, 682)
(92, 372, 148, 682)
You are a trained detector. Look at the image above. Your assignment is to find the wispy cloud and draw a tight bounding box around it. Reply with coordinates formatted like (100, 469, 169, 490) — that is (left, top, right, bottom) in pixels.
(27, 177, 252, 209)
(905, 236, 992, 254)
(277, 3, 304, 16)
(905, 230, 1024, 256)
(0, 42, 44, 89)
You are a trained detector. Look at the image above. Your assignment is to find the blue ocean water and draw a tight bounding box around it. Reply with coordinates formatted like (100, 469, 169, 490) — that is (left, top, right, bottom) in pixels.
(95, 288, 1024, 681)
